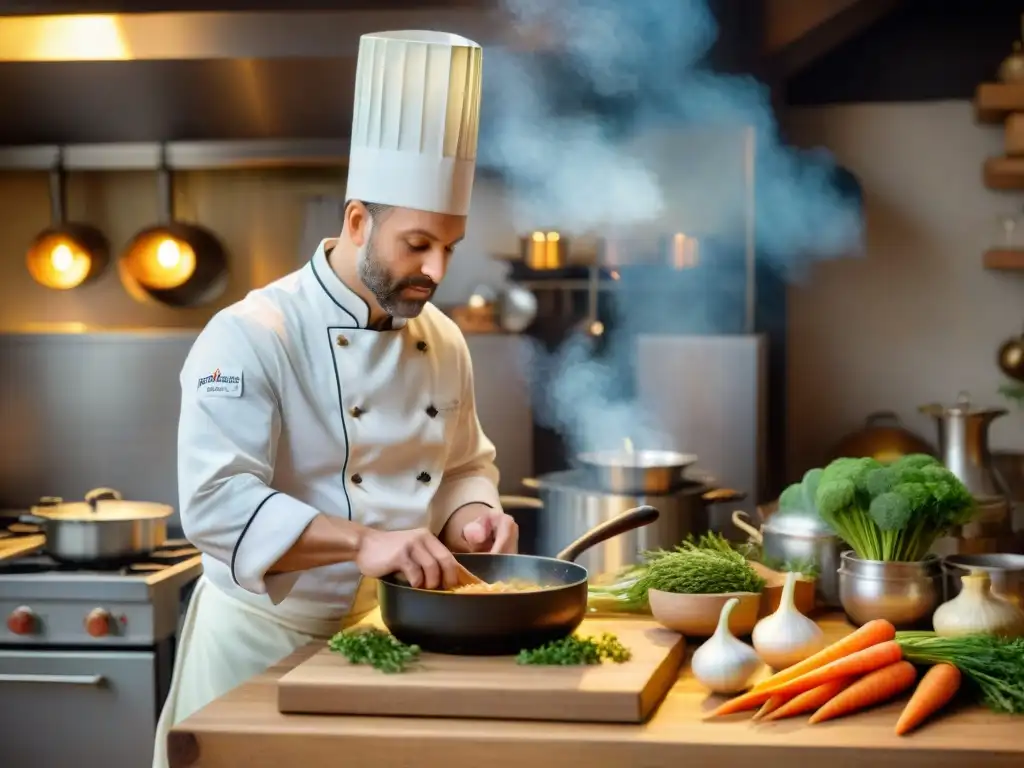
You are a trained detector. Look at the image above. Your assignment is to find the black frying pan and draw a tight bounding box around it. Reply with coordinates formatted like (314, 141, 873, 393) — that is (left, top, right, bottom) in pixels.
(377, 505, 659, 656)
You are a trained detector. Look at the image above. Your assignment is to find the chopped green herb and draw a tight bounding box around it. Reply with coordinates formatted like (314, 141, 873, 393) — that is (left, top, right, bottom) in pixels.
(327, 627, 420, 673)
(516, 632, 632, 666)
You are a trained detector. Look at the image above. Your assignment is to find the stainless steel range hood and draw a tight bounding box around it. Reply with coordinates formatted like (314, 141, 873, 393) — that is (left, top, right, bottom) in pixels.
(0, 7, 510, 150)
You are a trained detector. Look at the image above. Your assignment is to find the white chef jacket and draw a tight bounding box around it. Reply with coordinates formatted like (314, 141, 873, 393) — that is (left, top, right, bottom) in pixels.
(177, 238, 501, 629)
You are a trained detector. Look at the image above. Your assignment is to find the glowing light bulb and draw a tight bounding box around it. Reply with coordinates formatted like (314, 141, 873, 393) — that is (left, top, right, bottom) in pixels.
(50, 244, 74, 272)
(156, 239, 181, 269)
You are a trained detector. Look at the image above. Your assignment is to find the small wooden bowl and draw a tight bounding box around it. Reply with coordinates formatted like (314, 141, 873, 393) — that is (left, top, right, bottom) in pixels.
(648, 589, 761, 638)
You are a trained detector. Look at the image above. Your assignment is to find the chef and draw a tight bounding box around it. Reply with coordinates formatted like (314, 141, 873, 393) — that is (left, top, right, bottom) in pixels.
(152, 30, 514, 767)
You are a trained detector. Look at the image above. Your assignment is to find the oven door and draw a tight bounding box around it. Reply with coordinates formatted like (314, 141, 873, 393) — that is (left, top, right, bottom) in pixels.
(0, 649, 157, 768)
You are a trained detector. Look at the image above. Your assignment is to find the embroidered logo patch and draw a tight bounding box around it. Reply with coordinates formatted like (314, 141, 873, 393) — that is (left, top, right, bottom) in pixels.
(197, 367, 243, 398)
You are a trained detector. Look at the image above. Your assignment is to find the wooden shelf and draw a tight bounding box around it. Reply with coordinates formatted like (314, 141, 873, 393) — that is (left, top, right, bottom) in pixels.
(984, 156, 1024, 189)
(975, 82, 1024, 123)
(983, 249, 1024, 270)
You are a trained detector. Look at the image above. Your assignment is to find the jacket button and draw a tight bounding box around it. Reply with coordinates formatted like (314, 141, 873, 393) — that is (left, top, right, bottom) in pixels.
(336, 334, 350, 347)
(351, 473, 363, 485)
(425, 405, 438, 418)
(349, 406, 365, 418)
(416, 340, 428, 352)
(417, 472, 431, 484)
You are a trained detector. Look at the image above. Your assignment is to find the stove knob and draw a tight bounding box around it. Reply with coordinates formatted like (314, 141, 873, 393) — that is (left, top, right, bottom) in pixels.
(85, 608, 112, 638)
(7, 606, 36, 635)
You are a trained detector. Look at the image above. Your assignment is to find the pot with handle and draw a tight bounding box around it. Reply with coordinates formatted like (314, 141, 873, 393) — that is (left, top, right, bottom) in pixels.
(516, 472, 746, 573)
(22, 487, 172, 563)
(576, 449, 698, 495)
(378, 505, 660, 655)
(732, 509, 842, 608)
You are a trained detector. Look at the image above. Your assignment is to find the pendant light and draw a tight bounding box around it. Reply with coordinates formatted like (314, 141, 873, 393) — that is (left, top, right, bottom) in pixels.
(118, 147, 228, 307)
(25, 150, 110, 290)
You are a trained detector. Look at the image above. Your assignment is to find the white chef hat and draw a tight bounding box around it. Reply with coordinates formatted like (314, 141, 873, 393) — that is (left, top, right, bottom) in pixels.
(345, 30, 483, 217)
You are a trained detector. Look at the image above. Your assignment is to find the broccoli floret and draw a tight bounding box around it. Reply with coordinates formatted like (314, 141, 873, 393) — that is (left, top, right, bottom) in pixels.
(815, 452, 977, 561)
(801, 468, 823, 513)
(777, 483, 805, 514)
(896, 453, 941, 470)
(869, 492, 913, 531)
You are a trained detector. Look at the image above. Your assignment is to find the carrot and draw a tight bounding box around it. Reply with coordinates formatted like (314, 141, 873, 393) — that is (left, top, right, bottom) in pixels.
(894, 663, 961, 736)
(752, 695, 789, 720)
(761, 678, 853, 722)
(706, 688, 774, 718)
(809, 661, 917, 724)
(760, 640, 903, 700)
(708, 640, 902, 718)
(749, 619, 896, 693)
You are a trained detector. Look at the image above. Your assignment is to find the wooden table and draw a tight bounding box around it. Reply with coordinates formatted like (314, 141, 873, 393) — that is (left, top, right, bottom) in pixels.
(169, 614, 1024, 768)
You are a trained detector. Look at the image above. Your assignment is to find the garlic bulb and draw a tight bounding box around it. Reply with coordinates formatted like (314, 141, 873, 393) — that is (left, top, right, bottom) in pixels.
(690, 597, 762, 694)
(752, 570, 826, 670)
(933, 570, 1024, 638)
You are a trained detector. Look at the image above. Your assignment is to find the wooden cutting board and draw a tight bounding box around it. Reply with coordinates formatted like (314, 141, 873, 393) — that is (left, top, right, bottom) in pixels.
(276, 618, 686, 724)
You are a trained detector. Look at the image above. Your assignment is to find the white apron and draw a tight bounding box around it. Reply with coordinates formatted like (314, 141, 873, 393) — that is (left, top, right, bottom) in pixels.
(151, 575, 378, 768)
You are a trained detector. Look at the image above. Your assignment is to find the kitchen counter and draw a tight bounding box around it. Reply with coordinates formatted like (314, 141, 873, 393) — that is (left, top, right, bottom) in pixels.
(168, 614, 1024, 768)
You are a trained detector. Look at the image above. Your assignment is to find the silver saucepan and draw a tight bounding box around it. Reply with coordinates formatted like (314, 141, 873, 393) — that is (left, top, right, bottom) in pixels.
(576, 449, 698, 495)
(22, 488, 172, 563)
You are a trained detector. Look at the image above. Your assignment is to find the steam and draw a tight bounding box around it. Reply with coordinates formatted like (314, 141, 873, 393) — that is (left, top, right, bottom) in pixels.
(478, 0, 862, 460)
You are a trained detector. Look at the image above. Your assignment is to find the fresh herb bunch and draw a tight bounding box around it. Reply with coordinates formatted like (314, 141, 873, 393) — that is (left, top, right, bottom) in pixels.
(587, 533, 766, 611)
(626, 536, 765, 605)
(328, 627, 421, 673)
(815, 453, 975, 561)
(896, 631, 1024, 714)
(516, 633, 631, 666)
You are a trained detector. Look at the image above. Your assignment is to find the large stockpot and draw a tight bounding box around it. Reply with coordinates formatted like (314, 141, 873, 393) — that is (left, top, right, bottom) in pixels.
(23, 488, 171, 563)
(732, 509, 842, 608)
(517, 470, 745, 575)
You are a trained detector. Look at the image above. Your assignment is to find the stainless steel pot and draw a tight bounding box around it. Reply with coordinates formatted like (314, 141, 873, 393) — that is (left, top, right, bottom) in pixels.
(732, 509, 842, 607)
(23, 488, 171, 563)
(837, 551, 943, 629)
(516, 470, 745, 576)
(576, 449, 698, 495)
(943, 553, 1024, 608)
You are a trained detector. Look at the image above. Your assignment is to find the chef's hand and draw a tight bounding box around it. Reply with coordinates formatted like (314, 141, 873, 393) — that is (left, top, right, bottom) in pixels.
(442, 503, 519, 554)
(355, 527, 461, 590)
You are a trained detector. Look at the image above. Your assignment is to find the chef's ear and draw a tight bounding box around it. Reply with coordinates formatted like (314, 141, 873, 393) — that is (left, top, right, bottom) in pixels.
(343, 199, 371, 248)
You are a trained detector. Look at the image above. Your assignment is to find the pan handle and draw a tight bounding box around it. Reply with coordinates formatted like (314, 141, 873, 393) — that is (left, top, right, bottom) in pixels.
(702, 488, 746, 504)
(555, 505, 660, 563)
(731, 510, 763, 545)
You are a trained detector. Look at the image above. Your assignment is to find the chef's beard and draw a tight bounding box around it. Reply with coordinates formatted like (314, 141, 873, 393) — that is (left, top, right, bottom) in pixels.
(358, 233, 437, 319)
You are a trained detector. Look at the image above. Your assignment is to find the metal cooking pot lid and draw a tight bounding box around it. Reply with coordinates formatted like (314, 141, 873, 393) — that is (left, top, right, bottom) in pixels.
(30, 500, 173, 522)
(764, 512, 834, 537)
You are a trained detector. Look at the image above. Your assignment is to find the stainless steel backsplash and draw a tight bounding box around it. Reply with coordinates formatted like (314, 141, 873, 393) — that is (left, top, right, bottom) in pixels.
(0, 331, 534, 526)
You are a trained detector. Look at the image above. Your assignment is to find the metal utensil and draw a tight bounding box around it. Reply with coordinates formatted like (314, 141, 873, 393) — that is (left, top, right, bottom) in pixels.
(837, 551, 943, 629)
(378, 505, 660, 655)
(943, 553, 1024, 608)
(920, 391, 1009, 501)
(22, 488, 172, 563)
(732, 509, 842, 607)
(576, 449, 698, 495)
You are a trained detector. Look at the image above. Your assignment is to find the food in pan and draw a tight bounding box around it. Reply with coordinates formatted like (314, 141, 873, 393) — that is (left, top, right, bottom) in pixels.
(450, 579, 545, 594)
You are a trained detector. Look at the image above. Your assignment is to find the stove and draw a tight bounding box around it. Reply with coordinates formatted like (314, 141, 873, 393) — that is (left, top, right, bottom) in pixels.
(0, 539, 201, 646)
(0, 537, 203, 768)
